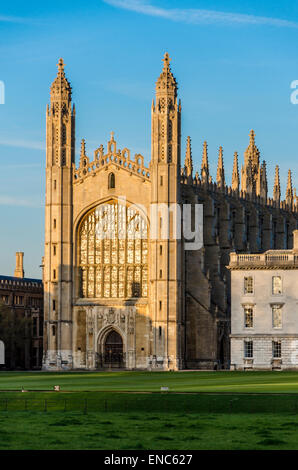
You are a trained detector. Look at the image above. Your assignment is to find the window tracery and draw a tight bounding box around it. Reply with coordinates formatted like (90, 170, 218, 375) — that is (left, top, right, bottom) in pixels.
(79, 201, 148, 298)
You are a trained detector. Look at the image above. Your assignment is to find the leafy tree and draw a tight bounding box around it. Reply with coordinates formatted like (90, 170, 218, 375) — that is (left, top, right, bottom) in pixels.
(0, 301, 32, 369)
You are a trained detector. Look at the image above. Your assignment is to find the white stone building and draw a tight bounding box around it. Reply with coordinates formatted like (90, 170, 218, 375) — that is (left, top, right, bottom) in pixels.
(229, 230, 298, 370)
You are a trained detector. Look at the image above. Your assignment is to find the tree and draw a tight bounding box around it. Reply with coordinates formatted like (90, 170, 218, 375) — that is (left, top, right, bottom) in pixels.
(0, 301, 32, 369)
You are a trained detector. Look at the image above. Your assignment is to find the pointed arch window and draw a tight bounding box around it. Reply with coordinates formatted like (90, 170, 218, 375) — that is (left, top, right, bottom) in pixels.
(78, 201, 148, 299)
(108, 172, 115, 189)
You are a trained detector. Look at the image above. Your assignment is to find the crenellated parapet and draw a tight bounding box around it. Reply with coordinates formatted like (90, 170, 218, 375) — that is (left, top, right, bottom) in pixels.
(74, 132, 150, 183)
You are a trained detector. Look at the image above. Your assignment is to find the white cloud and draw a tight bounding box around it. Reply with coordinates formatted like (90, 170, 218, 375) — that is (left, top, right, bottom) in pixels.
(0, 163, 42, 169)
(0, 196, 42, 208)
(103, 0, 298, 28)
(0, 15, 32, 24)
(0, 139, 45, 151)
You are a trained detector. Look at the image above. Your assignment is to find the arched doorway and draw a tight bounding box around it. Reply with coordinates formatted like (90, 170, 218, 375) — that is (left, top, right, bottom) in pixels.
(104, 330, 124, 368)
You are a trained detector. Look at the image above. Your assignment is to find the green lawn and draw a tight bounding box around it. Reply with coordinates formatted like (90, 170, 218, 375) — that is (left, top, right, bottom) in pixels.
(1, 371, 298, 450)
(1, 410, 298, 450)
(2, 370, 298, 393)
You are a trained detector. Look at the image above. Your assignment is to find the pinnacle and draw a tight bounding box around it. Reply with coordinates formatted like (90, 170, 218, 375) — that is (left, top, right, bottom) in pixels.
(201, 141, 209, 184)
(202, 141, 208, 163)
(286, 169, 293, 205)
(287, 169, 293, 191)
(162, 52, 171, 69)
(274, 165, 280, 185)
(80, 139, 87, 161)
(184, 136, 193, 178)
(186, 136, 192, 154)
(232, 152, 239, 191)
(50, 57, 71, 101)
(155, 52, 177, 97)
(216, 146, 225, 187)
(273, 165, 281, 201)
(57, 58, 65, 73)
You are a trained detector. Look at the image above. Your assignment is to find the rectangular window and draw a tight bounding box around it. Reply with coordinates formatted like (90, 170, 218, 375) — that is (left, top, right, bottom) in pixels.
(1, 295, 9, 304)
(30, 297, 41, 308)
(53, 300, 56, 311)
(14, 296, 24, 306)
(53, 269, 56, 280)
(159, 301, 162, 311)
(32, 317, 38, 337)
(244, 276, 254, 295)
(160, 176, 163, 186)
(160, 245, 162, 255)
(53, 219, 56, 229)
(244, 306, 254, 328)
(159, 269, 162, 279)
(273, 340, 281, 358)
(39, 317, 43, 337)
(53, 245, 56, 256)
(244, 340, 253, 358)
(272, 276, 282, 295)
(272, 305, 282, 329)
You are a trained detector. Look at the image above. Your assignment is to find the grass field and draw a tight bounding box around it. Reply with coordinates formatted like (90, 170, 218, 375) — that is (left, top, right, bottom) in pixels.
(2, 370, 298, 392)
(2, 370, 298, 450)
(2, 409, 298, 450)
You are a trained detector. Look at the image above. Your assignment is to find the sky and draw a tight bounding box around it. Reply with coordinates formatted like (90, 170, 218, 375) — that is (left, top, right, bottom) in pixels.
(1, 0, 298, 277)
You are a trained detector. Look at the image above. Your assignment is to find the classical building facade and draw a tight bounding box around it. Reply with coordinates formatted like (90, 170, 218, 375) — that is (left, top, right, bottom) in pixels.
(43, 54, 298, 371)
(229, 231, 298, 370)
(0, 253, 43, 369)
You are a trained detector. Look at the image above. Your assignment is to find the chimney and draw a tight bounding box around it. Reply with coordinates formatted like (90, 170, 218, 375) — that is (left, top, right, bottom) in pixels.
(293, 230, 298, 251)
(14, 252, 24, 278)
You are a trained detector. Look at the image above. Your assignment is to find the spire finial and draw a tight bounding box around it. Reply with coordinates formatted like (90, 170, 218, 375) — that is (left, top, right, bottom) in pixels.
(50, 57, 71, 102)
(110, 131, 115, 141)
(155, 52, 177, 99)
(57, 58, 65, 73)
(162, 52, 171, 69)
(249, 129, 255, 143)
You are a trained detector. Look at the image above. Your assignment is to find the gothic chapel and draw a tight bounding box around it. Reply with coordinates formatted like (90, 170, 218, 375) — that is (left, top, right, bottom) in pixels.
(43, 54, 298, 370)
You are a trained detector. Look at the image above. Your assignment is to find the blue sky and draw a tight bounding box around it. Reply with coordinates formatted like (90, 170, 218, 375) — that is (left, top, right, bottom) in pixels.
(1, 0, 298, 277)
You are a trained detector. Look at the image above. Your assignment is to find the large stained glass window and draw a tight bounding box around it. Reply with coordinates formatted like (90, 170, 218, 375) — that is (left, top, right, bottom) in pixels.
(79, 201, 148, 298)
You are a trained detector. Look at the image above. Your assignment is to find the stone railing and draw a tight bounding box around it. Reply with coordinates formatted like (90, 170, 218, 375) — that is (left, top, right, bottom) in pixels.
(229, 250, 298, 268)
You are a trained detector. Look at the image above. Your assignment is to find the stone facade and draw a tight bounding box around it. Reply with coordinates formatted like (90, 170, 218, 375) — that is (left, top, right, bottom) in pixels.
(229, 231, 298, 370)
(43, 54, 298, 371)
